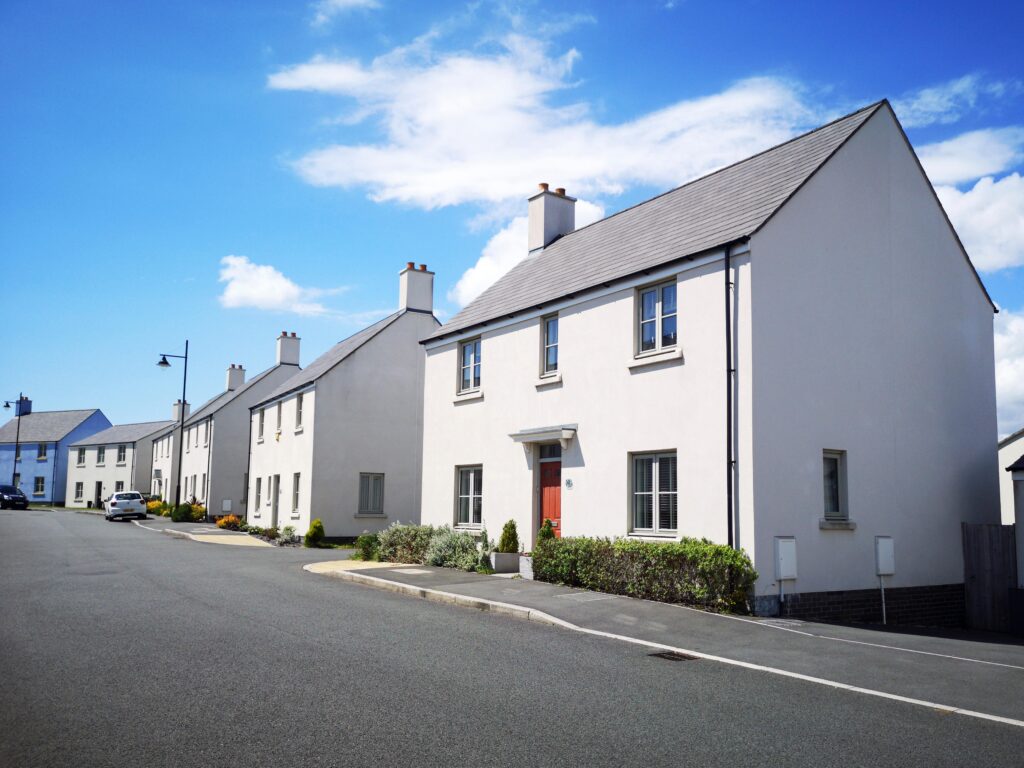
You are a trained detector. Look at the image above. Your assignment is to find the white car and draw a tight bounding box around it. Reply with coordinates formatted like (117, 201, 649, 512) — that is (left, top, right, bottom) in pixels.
(105, 492, 147, 521)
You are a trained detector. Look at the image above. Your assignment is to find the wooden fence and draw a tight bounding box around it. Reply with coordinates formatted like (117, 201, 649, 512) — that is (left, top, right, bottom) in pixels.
(962, 523, 1017, 632)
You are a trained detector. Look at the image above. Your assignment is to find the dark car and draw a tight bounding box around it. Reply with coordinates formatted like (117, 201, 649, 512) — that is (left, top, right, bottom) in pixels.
(0, 485, 29, 510)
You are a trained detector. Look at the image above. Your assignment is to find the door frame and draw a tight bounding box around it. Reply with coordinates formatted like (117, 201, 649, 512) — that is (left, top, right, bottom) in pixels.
(537, 444, 563, 537)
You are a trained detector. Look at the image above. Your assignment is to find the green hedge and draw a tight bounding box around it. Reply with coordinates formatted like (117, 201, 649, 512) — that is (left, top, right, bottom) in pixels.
(377, 523, 435, 564)
(532, 537, 757, 613)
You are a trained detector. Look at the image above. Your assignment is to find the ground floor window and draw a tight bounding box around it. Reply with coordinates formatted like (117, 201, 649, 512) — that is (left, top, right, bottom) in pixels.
(292, 472, 300, 512)
(822, 449, 848, 521)
(115, 481, 124, 493)
(255, 477, 262, 508)
(456, 466, 483, 526)
(631, 452, 677, 533)
(359, 473, 384, 515)
(74, 482, 83, 500)
(33, 476, 45, 495)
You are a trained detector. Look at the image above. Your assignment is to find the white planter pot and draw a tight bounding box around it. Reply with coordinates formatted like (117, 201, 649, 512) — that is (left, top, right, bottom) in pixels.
(519, 555, 534, 580)
(490, 552, 520, 573)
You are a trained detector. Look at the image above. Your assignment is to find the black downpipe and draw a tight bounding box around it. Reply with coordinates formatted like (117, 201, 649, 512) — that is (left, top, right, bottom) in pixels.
(725, 243, 735, 550)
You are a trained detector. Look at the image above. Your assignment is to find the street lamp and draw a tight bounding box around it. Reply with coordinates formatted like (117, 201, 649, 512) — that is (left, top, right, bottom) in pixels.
(3, 394, 27, 486)
(156, 341, 189, 508)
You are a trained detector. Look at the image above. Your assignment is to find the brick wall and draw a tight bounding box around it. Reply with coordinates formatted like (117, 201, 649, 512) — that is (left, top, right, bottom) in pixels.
(759, 583, 965, 627)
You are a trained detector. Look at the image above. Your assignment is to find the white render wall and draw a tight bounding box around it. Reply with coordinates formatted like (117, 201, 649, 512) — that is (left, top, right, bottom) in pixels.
(65, 443, 140, 507)
(179, 420, 212, 504)
(421, 253, 754, 551)
(998, 435, 1024, 523)
(749, 107, 999, 600)
(247, 389, 315, 530)
(150, 431, 180, 503)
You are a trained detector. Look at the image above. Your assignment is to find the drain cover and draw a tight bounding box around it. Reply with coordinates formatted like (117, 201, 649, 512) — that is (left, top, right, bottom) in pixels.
(649, 651, 699, 662)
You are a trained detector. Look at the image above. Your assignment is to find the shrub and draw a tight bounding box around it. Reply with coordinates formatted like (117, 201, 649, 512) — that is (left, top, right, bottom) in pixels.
(537, 518, 555, 542)
(304, 518, 326, 548)
(377, 523, 435, 564)
(170, 504, 195, 523)
(217, 515, 241, 530)
(247, 525, 264, 537)
(146, 500, 162, 514)
(424, 527, 479, 571)
(496, 520, 519, 554)
(190, 505, 206, 522)
(354, 532, 379, 561)
(262, 527, 279, 541)
(532, 536, 758, 613)
(281, 525, 296, 542)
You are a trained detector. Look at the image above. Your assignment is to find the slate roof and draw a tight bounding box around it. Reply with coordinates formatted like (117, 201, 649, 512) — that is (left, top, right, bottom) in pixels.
(256, 311, 405, 406)
(429, 102, 890, 341)
(70, 420, 176, 447)
(998, 426, 1024, 450)
(1007, 455, 1024, 473)
(0, 410, 101, 443)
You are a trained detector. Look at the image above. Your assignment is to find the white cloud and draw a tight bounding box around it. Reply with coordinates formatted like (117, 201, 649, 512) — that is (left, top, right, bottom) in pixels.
(996, 309, 1024, 437)
(311, 0, 380, 28)
(936, 174, 1024, 271)
(918, 128, 1024, 185)
(892, 74, 1013, 128)
(218, 255, 346, 316)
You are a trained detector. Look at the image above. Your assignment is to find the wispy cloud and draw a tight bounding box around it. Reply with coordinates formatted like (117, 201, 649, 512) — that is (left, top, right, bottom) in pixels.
(218, 255, 347, 316)
(311, 0, 380, 28)
(918, 127, 1024, 185)
(891, 74, 1015, 128)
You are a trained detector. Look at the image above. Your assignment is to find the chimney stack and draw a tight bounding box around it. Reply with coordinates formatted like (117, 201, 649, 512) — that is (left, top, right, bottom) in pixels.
(528, 182, 576, 252)
(225, 363, 246, 391)
(172, 399, 191, 423)
(277, 331, 301, 366)
(14, 396, 31, 417)
(399, 263, 434, 313)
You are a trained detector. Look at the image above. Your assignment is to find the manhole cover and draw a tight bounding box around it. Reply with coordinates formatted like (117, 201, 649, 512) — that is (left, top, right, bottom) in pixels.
(649, 651, 699, 662)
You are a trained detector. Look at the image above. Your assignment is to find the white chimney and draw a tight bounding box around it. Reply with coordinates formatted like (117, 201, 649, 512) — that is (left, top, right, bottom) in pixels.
(277, 331, 300, 366)
(171, 400, 190, 422)
(399, 262, 434, 313)
(225, 364, 246, 391)
(528, 183, 576, 252)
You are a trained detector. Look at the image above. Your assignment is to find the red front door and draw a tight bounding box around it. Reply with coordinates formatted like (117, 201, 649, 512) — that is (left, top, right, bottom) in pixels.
(540, 461, 562, 538)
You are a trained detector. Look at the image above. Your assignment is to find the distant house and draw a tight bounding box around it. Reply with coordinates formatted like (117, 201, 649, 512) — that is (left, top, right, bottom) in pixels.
(998, 428, 1024, 524)
(246, 264, 439, 537)
(419, 101, 999, 624)
(0, 399, 111, 505)
(149, 400, 190, 504)
(150, 333, 301, 516)
(65, 419, 175, 508)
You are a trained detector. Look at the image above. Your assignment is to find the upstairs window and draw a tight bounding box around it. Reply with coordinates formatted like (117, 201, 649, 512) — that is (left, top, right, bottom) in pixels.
(823, 450, 848, 521)
(296, 393, 304, 428)
(117, 445, 126, 464)
(359, 473, 384, 515)
(459, 339, 482, 392)
(276, 402, 282, 431)
(258, 409, 265, 439)
(203, 421, 209, 445)
(37, 443, 48, 460)
(638, 281, 677, 354)
(77, 448, 86, 466)
(97, 446, 106, 465)
(542, 316, 559, 375)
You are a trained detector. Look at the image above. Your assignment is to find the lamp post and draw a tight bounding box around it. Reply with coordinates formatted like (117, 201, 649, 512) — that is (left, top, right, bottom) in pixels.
(157, 341, 188, 508)
(3, 394, 27, 486)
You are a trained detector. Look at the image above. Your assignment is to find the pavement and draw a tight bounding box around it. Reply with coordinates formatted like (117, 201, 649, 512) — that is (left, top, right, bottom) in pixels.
(3, 509, 1022, 767)
(310, 563, 1024, 725)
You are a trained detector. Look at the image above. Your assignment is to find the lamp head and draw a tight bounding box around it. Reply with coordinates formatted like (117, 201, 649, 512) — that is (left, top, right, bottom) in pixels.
(157, 356, 171, 368)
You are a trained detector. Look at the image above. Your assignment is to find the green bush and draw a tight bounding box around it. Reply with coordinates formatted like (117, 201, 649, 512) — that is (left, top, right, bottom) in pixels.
(304, 518, 326, 548)
(377, 523, 435, 564)
(424, 526, 478, 571)
(170, 504, 195, 523)
(532, 536, 757, 613)
(496, 520, 519, 553)
(263, 527, 279, 541)
(247, 525, 263, 537)
(354, 532, 379, 561)
(537, 518, 555, 542)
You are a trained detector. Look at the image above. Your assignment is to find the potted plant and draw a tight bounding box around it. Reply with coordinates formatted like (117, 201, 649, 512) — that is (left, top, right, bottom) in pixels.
(491, 520, 521, 573)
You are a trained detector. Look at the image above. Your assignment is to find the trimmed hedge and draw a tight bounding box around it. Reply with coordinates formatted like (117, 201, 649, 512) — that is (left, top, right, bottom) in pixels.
(424, 527, 478, 570)
(532, 536, 757, 613)
(377, 523, 435, 564)
(304, 518, 326, 548)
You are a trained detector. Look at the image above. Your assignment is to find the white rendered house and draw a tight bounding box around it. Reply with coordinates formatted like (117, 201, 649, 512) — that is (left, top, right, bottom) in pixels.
(149, 400, 189, 503)
(152, 334, 301, 515)
(66, 419, 175, 507)
(420, 101, 999, 624)
(245, 264, 439, 537)
(998, 428, 1024, 524)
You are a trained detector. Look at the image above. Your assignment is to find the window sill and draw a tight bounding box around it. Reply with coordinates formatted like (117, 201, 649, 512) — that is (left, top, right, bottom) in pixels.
(96, 464, 105, 468)
(32, 492, 44, 497)
(256, 437, 265, 444)
(535, 372, 563, 389)
(294, 426, 304, 434)
(454, 389, 484, 404)
(354, 512, 386, 519)
(628, 347, 684, 370)
(819, 518, 856, 531)
(290, 513, 300, 519)
(627, 532, 678, 540)
(116, 463, 126, 467)
(36, 458, 48, 462)
(455, 524, 482, 531)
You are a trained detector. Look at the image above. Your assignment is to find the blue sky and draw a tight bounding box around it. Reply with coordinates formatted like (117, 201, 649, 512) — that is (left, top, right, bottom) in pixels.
(2, 0, 1023, 432)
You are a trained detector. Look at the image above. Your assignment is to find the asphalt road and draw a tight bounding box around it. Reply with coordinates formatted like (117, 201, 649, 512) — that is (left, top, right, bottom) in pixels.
(2, 510, 1021, 767)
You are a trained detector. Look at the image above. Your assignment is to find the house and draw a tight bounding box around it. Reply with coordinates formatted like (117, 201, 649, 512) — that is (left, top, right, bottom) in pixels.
(0, 399, 111, 505)
(1004, 456, 1024, 598)
(149, 400, 190, 503)
(419, 100, 999, 624)
(150, 333, 301, 516)
(65, 419, 176, 508)
(998, 427, 1024, 523)
(245, 263, 439, 537)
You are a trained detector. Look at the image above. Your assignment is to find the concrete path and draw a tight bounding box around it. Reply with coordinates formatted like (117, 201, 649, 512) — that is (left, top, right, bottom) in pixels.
(308, 563, 1024, 726)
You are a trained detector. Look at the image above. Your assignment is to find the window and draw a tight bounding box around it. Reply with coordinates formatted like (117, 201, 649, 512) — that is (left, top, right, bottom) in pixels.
(823, 450, 848, 521)
(97, 446, 106, 465)
(203, 421, 209, 445)
(266, 476, 272, 506)
(117, 445, 126, 464)
(194, 427, 199, 447)
(37, 443, 47, 460)
(542, 316, 559, 375)
(191, 475, 197, 500)
(359, 473, 384, 515)
(74, 482, 83, 500)
(456, 466, 483, 526)
(296, 394, 304, 428)
(14, 444, 20, 461)
(258, 409, 265, 439)
(255, 477, 262, 508)
(459, 339, 482, 392)
(13, 473, 20, 488)
(115, 481, 124, 493)
(201, 473, 207, 499)
(185, 429, 190, 453)
(77, 448, 86, 465)
(276, 403, 282, 431)
(637, 281, 678, 354)
(33, 477, 45, 495)
(632, 452, 678, 533)
(292, 472, 300, 511)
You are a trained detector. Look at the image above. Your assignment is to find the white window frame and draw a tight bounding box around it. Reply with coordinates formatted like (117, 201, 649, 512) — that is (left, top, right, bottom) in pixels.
(358, 473, 385, 515)
(97, 446, 106, 466)
(74, 482, 83, 500)
(630, 451, 678, 534)
(255, 477, 262, 509)
(455, 466, 483, 527)
(201, 473, 207, 500)
(115, 481, 124, 493)
(37, 443, 47, 460)
(258, 409, 265, 440)
(636, 280, 678, 355)
(203, 421, 209, 446)
(458, 338, 482, 393)
(292, 472, 300, 512)
(116, 445, 126, 464)
(276, 403, 282, 432)
(822, 449, 849, 521)
(77, 448, 86, 466)
(541, 315, 559, 376)
(295, 394, 304, 429)
(33, 476, 45, 496)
